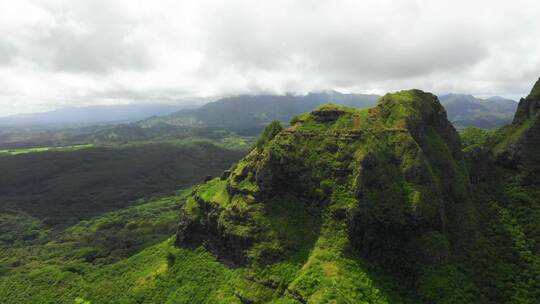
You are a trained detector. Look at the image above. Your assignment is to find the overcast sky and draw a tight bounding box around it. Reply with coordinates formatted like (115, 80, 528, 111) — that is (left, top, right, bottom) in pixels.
(0, 0, 539, 116)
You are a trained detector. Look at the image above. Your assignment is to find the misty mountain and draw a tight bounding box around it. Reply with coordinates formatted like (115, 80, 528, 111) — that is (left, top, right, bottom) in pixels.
(0, 92, 379, 148)
(142, 91, 517, 135)
(439, 93, 517, 129)
(0, 92, 520, 149)
(0, 104, 189, 131)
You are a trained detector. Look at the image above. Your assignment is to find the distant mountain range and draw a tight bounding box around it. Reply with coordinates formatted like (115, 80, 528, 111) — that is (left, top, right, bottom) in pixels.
(71, 91, 380, 147)
(438, 94, 517, 129)
(0, 91, 518, 149)
(0, 92, 517, 133)
(140, 91, 517, 134)
(0, 104, 189, 131)
(140, 91, 380, 135)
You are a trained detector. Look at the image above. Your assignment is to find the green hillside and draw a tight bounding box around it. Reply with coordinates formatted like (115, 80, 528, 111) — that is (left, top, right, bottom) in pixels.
(1, 81, 540, 303)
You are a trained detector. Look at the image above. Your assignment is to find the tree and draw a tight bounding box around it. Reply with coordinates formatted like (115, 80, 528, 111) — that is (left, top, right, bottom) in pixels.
(460, 127, 490, 148)
(255, 120, 283, 149)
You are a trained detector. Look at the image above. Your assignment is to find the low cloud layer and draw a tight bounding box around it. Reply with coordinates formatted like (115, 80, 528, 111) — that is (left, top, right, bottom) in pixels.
(1, 0, 539, 116)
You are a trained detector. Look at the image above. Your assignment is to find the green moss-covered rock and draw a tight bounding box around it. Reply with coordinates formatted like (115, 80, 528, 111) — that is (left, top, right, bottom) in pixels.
(175, 91, 487, 302)
(175, 82, 540, 302)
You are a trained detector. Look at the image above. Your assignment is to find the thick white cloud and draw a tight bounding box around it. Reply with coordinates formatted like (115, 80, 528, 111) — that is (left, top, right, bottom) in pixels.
(0, 0, 539, 116)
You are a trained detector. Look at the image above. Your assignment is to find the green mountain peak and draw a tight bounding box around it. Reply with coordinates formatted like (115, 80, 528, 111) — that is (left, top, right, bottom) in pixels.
(175, 90, 480, 302)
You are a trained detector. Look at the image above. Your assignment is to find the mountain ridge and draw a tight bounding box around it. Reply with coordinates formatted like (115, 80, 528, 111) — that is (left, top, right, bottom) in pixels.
(0, 91, 518, 150)
(175, 90, 478, 302)
(438, 93, 517, 129)
(142, 91, 380, 135)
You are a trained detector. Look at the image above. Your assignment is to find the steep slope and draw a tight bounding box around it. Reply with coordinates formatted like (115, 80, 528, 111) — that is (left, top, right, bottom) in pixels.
(464, 79, 540, 303)
(492, 78, 540, 182)
(176, 90, 493, 303)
